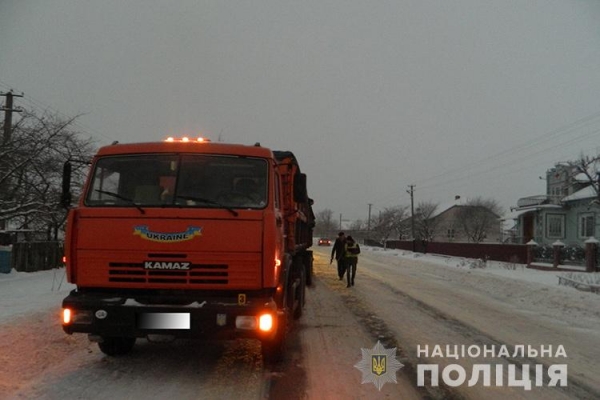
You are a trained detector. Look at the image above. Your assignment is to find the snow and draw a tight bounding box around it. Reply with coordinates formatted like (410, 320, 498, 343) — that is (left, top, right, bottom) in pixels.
(0, 268, 75, 323)
(360, 245, 600, 329)
(1, 247, 596, 325)
(1, 248, 599, 398)
(368, 245, 597, 285)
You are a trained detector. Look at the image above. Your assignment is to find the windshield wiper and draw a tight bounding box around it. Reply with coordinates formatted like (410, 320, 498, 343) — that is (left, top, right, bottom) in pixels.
(176, 195, 239, 217)
(95, 189, 146, 215)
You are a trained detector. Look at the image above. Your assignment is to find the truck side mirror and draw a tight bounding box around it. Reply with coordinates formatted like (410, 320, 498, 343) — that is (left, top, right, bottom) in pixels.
(61, 161, 72, 209)
(293, 173, 308, 203)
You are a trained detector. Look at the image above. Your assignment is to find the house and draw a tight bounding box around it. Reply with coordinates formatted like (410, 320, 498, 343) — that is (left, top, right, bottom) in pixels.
(505, 162, 599, 245)
(408, 196, 503, 243)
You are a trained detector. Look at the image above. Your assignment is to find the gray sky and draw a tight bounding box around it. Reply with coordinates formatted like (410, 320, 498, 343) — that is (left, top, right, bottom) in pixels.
(2, 1, 600, 223)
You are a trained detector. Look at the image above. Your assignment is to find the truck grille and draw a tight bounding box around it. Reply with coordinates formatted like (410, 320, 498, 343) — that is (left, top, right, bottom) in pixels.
(108, 262, 228, 285)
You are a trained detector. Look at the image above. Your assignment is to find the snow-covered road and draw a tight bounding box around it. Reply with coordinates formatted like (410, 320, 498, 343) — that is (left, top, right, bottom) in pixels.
(337, 247, 600, 399)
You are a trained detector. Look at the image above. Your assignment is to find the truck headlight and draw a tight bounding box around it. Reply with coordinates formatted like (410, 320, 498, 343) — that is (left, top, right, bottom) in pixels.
(258, 313, 273, 332)
(62, 308, 93, 325)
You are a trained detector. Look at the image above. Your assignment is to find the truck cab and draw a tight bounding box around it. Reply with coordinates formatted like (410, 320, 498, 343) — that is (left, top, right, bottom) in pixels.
(61, 139, 314, 361)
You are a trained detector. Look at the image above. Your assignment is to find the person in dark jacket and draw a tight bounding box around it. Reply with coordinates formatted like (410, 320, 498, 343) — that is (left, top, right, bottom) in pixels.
(330, 232, 347, 280)
(344, 235, 361, 287)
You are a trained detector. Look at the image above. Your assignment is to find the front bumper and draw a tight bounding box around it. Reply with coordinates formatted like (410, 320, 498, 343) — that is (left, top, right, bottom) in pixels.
(61, 289, 281, 341)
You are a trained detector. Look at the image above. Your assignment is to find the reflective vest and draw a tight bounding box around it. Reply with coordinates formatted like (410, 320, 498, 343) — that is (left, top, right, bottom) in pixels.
(345, 242, 360, 258)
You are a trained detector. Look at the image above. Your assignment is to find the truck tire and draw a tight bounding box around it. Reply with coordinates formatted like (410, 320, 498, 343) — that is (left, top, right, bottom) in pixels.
(98, 336, 136, 356)
(293, 264, 305, 320)
(261, 314, 287, 364)
(304, 251, 314, 287)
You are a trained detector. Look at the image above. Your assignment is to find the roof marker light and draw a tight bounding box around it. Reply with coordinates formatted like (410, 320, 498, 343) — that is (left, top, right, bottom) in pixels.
(164, 137, 211, 143)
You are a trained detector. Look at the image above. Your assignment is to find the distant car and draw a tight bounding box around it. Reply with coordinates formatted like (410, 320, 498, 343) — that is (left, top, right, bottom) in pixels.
(318, 238, 331, 246)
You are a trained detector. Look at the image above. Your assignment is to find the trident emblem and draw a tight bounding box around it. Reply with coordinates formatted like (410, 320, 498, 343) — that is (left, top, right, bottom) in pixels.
(372, 355, 386, 376)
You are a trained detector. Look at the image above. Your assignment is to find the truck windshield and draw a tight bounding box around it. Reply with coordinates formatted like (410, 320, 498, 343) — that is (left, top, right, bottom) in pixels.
(85, 154, 268, 210)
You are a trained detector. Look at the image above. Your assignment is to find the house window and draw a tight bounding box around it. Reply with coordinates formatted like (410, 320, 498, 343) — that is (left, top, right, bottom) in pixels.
(579, 213, 595, 238)
(546, 214, 565, 239)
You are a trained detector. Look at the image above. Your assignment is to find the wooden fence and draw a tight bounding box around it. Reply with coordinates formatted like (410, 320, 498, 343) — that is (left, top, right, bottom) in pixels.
(11, 241, 63, 272)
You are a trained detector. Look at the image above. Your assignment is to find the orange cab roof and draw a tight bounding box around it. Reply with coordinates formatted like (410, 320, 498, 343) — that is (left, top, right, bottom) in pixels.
(95, 141, 275, 158)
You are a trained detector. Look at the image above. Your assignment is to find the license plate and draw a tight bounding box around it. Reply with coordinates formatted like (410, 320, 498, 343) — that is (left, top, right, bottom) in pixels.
(137, 313, 190, 329)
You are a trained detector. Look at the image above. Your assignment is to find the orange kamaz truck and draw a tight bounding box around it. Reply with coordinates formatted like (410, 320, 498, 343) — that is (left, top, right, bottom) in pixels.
(60, 138, 314, 361)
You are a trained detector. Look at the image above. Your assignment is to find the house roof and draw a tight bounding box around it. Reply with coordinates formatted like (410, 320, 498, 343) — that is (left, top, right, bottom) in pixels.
(501, 208, 536, 221)
(500, 204, 563, 221)
(562, 185, 598, 202)
(430, 197, 466, 219)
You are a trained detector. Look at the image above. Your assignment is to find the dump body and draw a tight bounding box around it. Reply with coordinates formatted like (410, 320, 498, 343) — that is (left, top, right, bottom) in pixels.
(61, 140, 313, 358)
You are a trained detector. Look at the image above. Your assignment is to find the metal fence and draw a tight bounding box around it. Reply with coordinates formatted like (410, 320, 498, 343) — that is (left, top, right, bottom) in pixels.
(367, 239, 528, 264)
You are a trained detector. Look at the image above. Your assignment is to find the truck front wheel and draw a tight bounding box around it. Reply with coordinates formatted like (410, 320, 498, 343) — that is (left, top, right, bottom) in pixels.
(98, 336, 136, 356)
(261, 314, 287, 364)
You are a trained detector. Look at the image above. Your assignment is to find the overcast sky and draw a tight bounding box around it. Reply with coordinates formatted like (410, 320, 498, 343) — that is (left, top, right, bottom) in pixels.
(2, 1, 600, 224)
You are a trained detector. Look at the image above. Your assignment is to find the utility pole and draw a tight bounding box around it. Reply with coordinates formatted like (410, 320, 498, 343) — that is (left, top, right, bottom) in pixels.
(0, 90, 23, 231)
(367, 203, 372, 233)
(407, 184, 416, 250)
(338, 213, 349, 231)
(1, 90, 24, 144)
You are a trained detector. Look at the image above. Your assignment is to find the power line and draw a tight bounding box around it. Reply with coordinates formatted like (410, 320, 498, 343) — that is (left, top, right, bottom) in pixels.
(368, 109, 600, 208)
(417, 126, 600, 192)
(415, 109, 600, 187)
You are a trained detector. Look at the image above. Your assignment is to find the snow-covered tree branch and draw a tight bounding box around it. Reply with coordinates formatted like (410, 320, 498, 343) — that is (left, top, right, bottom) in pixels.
(0, 110, 96, 239)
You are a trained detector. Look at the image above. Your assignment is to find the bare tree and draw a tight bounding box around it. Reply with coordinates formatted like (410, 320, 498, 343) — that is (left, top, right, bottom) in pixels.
(415, 201, 439, 240)
(0, 110, 95, 240)
(389, 205, 409, 239)
(456, 197, 503, 243)
(372, 206, 407, 246)
(568, 154, 600, 205)
(314, 208, 336, 236)
(372, 208, 393, 246)
(348, 219, 364, 231)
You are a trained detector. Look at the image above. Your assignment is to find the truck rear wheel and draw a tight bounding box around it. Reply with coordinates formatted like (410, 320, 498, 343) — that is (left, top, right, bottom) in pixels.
(293, 265, 306, 320)
(98, 336, 136, 356)
(304, 251, 313, 287)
